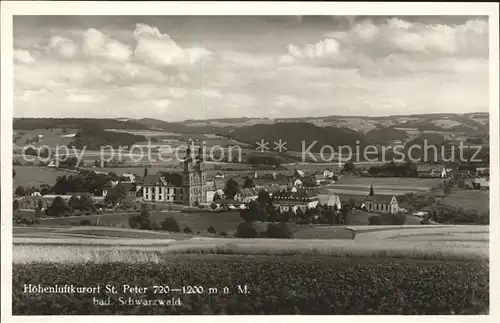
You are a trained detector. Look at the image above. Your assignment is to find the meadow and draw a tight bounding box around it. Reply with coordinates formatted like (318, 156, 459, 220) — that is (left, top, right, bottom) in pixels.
(13, 166, 78, 188)
(436, 189, 489, 213)
(326, 176, 442, 196)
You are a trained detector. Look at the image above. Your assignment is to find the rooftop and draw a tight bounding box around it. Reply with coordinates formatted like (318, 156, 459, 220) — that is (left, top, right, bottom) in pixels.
(365, 194, 397, 204)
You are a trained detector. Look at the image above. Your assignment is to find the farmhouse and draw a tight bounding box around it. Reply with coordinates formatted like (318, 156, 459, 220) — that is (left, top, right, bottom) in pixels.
(235, 187, 260, 203)
(318, 193, 342, 210)
(214, 172, 226, 179)
(473, 177, 490, 190)
(291, 169, 306, 179)
(417, 165, 447, 178)
(120, 183, 139, 198)
(138, 144, 207, 206)
(476, 167, 489, 176)
(453, 167, 472, 178)
(323, 168, 334, 179)
(364, 195, 400, 214)
(271, 189, 319, 213)
(121, 173, 136, 183)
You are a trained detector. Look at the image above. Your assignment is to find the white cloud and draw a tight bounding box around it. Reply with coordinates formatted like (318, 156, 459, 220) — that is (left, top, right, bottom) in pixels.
(14, 49, 35, 64)
(152, 99, 171, 110)
(133, 23, 211, 67)
(196, 88, 222, 99)
(46, 36, 78, 59)
(280, 38, 341, 64)
(81, 28, 132, 62)
(68, 92, 100, 103)
(283, 18, 489, 76)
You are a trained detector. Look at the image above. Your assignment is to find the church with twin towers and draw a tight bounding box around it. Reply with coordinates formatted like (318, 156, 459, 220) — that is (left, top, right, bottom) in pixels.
(138, 139, 207, 206)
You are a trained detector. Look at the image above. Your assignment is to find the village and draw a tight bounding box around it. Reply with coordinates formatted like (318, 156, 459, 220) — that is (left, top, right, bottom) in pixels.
(13, 143, 490, 230)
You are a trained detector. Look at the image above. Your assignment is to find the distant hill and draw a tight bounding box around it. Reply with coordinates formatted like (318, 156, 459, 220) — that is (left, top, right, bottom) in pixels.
(228, 122, 370, 152)
(366, 127, 408, 143)
(405, 133, 446, 149)
(136, 118, 232, 136)
(13, 118, 148, 131)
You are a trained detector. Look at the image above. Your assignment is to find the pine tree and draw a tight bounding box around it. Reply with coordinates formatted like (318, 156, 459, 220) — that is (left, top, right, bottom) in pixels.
(369, 184, 374, 196)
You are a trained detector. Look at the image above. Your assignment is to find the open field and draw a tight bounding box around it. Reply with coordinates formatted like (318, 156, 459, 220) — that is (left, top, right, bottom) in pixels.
(326, 176, 442, 196)
(435, 189, 489, 213)
(13, 166, 77, 188)
(13, 225, 488, 263)
(33, 211, 245, 234)
(13, 128, 76, 148)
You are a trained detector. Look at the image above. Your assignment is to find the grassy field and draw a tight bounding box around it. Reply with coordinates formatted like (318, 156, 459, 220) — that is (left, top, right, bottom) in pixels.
(13, 166, 77, 188)
(13, 225, 488, 262)
(436, 189, 489, 213)
(13, 128, 76, 148)
(34, 211, 245, 234)
(326, 175, 442, 196)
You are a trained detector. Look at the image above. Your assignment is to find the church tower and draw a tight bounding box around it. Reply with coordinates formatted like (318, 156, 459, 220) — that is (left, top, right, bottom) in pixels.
(182, 139, 206, 206)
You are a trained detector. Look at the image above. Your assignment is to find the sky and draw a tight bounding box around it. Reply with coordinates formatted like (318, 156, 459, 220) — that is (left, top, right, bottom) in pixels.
(13, 15, 489, 121)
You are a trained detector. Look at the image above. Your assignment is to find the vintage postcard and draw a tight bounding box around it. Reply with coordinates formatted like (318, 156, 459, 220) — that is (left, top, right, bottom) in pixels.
(1, 1, 499, 321)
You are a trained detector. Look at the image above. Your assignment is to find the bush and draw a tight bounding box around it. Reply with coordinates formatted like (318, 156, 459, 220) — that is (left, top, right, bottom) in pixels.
(79, 219, 92, 226)
(420, 218, 431, 225)
(161, 217, 181, 233)
(234, 222, 259, 238)
(149, 221, 160, 231)
(196, 231, 200, 235)
(13, 200, 20, 210)
(219, 231, 228, 237)
(368, 216, 379, 225)
(207, 226, 217, 234)
(183, 226, 193, 234)
(266, 222, 293, 239)
(392, 214, 406, 225)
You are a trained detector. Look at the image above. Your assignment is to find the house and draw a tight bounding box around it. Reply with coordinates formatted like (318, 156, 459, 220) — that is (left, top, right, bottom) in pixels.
(120, 183, 139, 198)
(318, 193, 342, 210)
(323, 168, 334, 179)
(30, 190, 42, 197)
(416, 165, 447, 178)
(292, 178, 303, 187)
(206, 189, 224, 203)
(235, 187, 260, 203)
(473, 177, 490, 190)
(214, 172, 225, 179)
(291, 169, 306, 180)
(139, 144, 207, 206)
(272, 188, 319, 213)
(95, 181, 115, 197)
(476, 167, 489, 176)
(121, 173, 136, 183)
(453, 167, 472, 179)
(364, 195, 399, 214)
(314, 174, 327, 185)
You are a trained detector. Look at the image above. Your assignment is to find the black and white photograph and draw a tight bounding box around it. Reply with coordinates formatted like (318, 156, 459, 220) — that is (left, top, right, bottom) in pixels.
(1, 1, 499, 319)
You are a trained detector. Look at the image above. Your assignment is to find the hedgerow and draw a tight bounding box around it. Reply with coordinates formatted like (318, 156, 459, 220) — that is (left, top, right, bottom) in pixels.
(12, 256, 488, 315)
